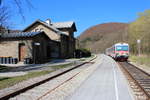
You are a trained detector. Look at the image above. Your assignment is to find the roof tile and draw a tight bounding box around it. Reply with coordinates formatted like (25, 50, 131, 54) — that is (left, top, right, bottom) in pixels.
(1, 32, 41, 38)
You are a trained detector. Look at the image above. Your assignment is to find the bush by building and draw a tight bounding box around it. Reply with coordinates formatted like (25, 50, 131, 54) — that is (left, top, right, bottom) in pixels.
(75, 48, 91, 58)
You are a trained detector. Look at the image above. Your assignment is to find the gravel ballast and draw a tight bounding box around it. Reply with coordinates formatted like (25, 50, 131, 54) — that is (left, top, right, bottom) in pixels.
(0, 56, 96, 100)
(9, 55, 99, 100)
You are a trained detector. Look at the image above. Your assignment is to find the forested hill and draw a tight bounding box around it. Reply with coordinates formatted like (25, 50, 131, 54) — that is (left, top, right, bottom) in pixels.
(78, 23, 128, 53)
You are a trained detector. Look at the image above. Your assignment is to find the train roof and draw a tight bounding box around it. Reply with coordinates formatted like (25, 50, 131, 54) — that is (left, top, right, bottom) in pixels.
(114, 43, 129, 46)
(106, 43, 129, 51)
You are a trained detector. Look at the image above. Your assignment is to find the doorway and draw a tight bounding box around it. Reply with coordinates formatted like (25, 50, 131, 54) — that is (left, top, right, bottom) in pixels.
(19, 43, 26, 61)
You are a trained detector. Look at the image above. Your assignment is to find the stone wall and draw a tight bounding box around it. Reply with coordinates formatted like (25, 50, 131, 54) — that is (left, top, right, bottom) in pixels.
(48, 41, 60, 58)
(68, 37, 75, 57)
(0, 39, 33, 59)
(24, 23, 60, 41)
(59, 28, 75, 58)
(23, 22, 76, 59)
(60, 35, 69, 58)
(32, 34, 49, 63)
(0, 33, 50, 64)
(57, 28, 74, 37)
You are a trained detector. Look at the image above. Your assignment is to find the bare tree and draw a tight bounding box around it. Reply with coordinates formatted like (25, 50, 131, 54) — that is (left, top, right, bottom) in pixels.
(0, 0, 33, 21)
(0, 5, 10, 33)
(0, 0, 33, 33)
(13, 0, 34, 21)
(0, 6, 9, 25)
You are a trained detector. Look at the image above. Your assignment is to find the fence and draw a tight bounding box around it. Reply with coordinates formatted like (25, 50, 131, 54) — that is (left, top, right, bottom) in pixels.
(0, 57, 18, 64)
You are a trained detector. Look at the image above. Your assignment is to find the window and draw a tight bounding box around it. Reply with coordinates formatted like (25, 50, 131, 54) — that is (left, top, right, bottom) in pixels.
(40, 28, 43, 32)
(116, 46, 129, 51)
(35, 29, 39, 32)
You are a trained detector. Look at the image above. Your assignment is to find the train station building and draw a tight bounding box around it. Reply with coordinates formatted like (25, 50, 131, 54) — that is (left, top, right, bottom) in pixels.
(0, 19, 77, 64)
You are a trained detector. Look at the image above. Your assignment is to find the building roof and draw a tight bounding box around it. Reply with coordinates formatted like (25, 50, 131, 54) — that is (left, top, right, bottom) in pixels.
(23, 20, 65, 35)
(23, 19, 77, 33)
(1, 31, 42, 38)
(52, 21, 76, 30)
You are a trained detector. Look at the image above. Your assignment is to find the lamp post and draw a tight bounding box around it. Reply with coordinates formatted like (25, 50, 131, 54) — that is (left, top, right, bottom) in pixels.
(34, 42, 40, 64)
(137, 39, 141, 56)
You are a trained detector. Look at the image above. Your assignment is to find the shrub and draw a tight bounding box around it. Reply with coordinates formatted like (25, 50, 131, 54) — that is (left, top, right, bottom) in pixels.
(75, 48, 91, 58)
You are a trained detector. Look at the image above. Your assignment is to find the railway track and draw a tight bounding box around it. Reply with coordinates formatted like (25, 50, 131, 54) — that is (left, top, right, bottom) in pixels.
(0, 56, 97, 100)
(118, 62, 150, 100)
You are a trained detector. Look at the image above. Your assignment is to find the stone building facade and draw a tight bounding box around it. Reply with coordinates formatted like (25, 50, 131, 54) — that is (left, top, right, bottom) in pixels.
(0, 19, 77, 64)
(53, 22, 76, 58)
(0, 32, 52, 63)
(23, 19, 77, 58)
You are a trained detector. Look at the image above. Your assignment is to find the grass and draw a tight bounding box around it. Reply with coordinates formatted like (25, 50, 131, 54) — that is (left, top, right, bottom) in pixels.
(0, 70, 53, 89)
(50, 63, 73, 70)
(79, 59, 86, 61)
(0, 63, 73, 90)
(129, 55, 150, 67)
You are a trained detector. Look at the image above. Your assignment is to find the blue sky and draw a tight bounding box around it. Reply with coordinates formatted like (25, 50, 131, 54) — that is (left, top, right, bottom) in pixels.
(7, 0, 150, 37)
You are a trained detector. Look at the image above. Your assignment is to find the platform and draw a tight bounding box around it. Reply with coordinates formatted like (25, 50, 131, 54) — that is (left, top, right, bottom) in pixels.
(66, 54, 134, 100)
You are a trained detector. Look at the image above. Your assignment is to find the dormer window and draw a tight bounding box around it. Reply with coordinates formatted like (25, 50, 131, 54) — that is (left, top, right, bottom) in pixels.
(40, 28, 43, 32)
(35, 29, 39, 32)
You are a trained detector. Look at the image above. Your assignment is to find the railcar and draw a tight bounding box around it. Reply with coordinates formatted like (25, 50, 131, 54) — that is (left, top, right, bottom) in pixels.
(105, 43, 129, 61)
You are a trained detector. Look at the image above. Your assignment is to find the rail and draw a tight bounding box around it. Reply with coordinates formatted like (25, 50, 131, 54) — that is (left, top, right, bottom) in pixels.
(0, 55, 97, 100)
(118, 62, 150, 100)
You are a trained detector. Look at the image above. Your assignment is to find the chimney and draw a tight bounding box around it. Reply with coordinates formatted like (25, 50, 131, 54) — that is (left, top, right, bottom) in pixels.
(45, 19, 51, 25)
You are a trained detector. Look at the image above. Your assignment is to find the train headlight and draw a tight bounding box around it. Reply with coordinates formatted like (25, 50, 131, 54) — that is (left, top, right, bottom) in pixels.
(126, 53, 128, 55)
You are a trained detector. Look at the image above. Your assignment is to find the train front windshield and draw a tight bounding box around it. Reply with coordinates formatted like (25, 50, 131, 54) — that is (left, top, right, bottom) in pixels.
(116, 46, 129, 51)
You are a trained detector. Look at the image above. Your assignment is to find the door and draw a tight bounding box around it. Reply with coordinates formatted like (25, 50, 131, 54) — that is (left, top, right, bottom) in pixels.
(19, 44, 26, 61)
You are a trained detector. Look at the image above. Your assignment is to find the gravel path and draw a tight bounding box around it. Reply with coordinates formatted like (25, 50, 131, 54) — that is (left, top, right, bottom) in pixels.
(0, 58, 85, 77)
(130, 62, 150, 74)
(0, 72, 27, 77)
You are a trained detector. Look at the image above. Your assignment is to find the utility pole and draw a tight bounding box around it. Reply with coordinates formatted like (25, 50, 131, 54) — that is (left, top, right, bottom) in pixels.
(34, 42, 40, 64)
(136, 30, 147, 56)
(137, 39, 141, 56)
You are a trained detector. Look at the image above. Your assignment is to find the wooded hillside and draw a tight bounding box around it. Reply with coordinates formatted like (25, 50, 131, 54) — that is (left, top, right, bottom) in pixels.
(78, 23, 128, 53)
(128, 10, 150, 55)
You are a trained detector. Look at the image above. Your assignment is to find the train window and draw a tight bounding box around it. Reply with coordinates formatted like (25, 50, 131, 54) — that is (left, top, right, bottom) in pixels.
(122, 46, 129, 51)
(116, 46, 128, 51)
(117, 46, 122, 50)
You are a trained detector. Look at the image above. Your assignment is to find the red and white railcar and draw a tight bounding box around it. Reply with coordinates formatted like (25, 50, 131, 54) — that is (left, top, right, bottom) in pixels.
(105, 43, 129, 61)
